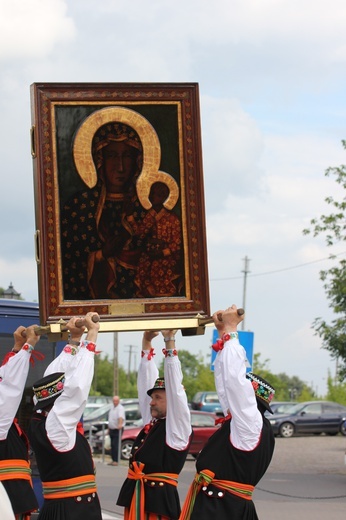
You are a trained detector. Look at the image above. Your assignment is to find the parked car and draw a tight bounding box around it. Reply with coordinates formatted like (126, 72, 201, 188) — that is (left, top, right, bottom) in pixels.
(264, 401, 296, 418)
(269, 401, 346, 438)
(93, 410, 219, 459)
(87, 396, 112, 404)
(83, 398, 141, 436)
(190, 391, 223, 415)
(83, 396, 112, 418)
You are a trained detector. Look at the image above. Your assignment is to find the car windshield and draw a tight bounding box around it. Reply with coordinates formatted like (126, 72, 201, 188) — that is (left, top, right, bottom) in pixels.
(283, 403, 307, 414)
(84, 403, 112, 421)
(125, 418, 143, 429)
(83, 405, 101, 418)
(205, 393, 219, 403)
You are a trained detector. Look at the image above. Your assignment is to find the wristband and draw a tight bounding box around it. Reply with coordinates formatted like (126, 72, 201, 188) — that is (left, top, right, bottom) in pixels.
(68, 335, 80, 347)
(163, 337, 175, 342)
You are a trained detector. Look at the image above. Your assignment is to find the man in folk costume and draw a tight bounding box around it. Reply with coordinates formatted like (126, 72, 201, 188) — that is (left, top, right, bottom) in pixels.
(180, 305, 275, 520)
(117, 330, 192, 520)
(27, 313, 102, 520)
(0, 324, 42, 519)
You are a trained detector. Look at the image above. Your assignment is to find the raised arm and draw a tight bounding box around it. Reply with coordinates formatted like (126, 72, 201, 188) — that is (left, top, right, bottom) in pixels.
(162, 330, 192, 450)
(46, 313, 100, 451)
(138, 331, 159, 425)
(213, 305, 262, 450)
(0, 325, 41, 439)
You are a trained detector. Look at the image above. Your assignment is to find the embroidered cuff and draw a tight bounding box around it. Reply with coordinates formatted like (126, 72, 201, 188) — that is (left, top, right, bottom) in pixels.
(141, 347, 155, 360)
(63, 345, 79, 356)
(162, 348, 177, 357)
(22, 343, 34, 354)
(82, 340, 99, 353)
(212, 332, 238, 352)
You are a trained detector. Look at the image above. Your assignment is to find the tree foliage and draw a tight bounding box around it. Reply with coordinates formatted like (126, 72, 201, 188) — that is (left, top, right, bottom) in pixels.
(252, 353, 316, 401)
(303, 140, 346, 380)
(91, 350, 345, 403)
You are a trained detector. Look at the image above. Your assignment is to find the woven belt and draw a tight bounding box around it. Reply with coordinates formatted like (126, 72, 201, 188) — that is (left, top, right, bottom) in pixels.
(180, 469, 255, 520)
(42, 474, 97, 499)
(0, 459, 32, 484)
(127, 461, 178, 520)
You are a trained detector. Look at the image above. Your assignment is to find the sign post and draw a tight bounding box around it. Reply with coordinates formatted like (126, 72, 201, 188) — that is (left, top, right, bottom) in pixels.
(211, 329, 254, 372)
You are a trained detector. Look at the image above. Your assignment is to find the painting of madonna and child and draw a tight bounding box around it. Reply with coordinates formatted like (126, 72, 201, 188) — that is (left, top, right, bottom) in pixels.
(31, 83, 210, 322)
(61, 120, 183, 300)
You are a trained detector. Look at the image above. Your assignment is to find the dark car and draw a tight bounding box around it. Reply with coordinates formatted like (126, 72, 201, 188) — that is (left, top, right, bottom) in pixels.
(264, 401, 296, 418)
(190, 391, 223, 415)
(269, 400, 346, 438)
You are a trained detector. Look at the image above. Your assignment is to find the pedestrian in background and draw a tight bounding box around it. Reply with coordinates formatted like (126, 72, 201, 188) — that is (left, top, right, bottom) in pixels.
(108, 395, 126, 466)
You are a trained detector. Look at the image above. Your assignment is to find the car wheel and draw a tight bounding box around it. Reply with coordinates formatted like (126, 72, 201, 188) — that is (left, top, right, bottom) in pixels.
(340, 421, 346, 436)
(279, 422, 295, 438)
(121, 440, 134, 460)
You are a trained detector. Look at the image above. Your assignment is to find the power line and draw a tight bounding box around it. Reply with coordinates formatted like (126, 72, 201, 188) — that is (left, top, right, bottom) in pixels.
(210, 251, 346, 282)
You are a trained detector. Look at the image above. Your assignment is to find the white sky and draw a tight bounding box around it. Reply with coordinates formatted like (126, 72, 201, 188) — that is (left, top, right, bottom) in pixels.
(1, 0, 346, 396)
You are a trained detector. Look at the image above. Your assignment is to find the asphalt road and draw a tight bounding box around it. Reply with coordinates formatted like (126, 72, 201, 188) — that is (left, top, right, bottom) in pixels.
(95, 434, 346, 520)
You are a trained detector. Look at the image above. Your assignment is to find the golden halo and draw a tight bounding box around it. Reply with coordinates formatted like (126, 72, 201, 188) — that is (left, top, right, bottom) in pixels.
(73, 106, 161, 189)
(136, 170, 179, 210)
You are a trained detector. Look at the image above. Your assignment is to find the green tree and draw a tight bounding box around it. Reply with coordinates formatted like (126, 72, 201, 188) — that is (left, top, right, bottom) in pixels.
(325, 372, 346, 405)
(303, 139, 346, 381)
(91, 355, 113, 396)
(91, 355, 139, 398)
(252, 353, 316, 401)
(157, 349, 215, 402)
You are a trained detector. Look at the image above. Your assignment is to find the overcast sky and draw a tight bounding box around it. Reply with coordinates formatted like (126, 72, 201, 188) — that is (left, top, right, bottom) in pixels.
(1, 0, 346, 396)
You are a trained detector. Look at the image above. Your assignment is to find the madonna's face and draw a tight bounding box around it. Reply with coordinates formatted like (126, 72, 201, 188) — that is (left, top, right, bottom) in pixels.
(103, 141, 139, 193)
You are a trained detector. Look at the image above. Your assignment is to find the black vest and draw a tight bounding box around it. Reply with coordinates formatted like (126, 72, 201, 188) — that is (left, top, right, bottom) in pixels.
(28, 412, 102, 520)
(117, 418, 190, 519)
(0, 422, 38, 515)
(190, 417, 275, 520)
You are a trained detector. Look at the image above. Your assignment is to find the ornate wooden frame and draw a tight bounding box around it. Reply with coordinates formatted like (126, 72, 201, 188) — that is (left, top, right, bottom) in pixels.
(30, 83, 210, 327)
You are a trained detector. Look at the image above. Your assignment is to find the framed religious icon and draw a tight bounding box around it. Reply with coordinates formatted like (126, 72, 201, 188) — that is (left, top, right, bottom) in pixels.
(30, 82, 210, 328)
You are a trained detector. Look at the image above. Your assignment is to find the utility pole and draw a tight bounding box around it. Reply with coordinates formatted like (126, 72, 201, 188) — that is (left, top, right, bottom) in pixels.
(241, 256, 251, 331)
(125, 345, 137, 380)
(113, 332, 119, 395)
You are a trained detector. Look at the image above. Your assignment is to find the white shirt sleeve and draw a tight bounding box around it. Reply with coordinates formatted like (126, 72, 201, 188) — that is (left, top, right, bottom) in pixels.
(0, 349, 31, 440)
(45, 342, 95, 452)
(164, 354, 192, 450)
(0, 481, 15, 520)
(137, 350, 159, 426)
(43, 344, 81, 376)
(214, 337, 263, 451)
